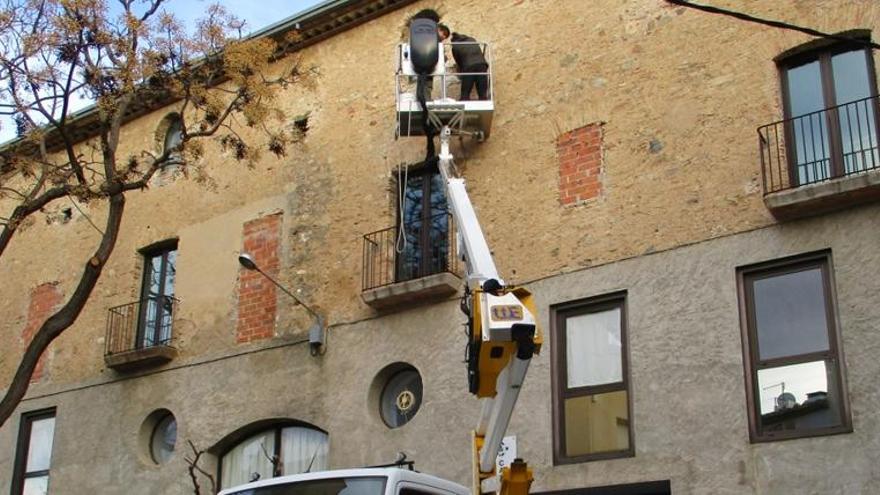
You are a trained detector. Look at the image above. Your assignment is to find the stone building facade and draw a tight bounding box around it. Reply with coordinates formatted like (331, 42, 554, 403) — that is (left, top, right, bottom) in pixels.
(1, 0, 880, 493)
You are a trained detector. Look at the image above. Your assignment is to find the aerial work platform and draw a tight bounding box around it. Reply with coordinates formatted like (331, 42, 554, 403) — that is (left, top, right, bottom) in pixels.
(395, 41, 494, 139)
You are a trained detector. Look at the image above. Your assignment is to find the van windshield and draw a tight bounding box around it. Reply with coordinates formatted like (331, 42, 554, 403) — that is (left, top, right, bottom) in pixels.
(227, 477, 386, 495)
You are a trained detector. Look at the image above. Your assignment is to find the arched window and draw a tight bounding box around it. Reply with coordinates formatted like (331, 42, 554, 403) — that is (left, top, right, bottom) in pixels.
(219, 421, 328, 489)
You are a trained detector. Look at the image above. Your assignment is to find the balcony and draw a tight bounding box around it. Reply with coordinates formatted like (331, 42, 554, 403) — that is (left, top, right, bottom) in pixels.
(758, 94, 880, 219)
(362, 212, 460, 309)
(104, 296, 179, 371)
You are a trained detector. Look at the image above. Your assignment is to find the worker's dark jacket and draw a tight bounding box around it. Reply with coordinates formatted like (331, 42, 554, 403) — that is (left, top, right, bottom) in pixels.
(450, 33, 488, 72)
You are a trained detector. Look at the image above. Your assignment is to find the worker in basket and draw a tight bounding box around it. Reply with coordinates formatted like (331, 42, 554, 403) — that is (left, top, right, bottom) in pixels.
(437, 24, 489, 101)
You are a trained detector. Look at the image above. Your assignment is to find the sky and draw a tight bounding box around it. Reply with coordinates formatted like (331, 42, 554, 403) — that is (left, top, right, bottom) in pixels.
(158, 0, 326, 37)
(0, 0, 326, 143)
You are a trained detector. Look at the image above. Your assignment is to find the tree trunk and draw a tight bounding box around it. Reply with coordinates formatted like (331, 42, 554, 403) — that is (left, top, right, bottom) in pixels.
(0, 191, 126, 427)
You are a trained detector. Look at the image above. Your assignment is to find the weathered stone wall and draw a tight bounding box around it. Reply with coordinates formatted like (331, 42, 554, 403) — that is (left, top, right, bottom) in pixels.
(0, 0, 879, 493)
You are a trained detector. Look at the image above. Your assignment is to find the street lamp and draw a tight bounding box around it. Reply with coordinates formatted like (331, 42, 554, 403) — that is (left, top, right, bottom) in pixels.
(238, 252, 325, 356)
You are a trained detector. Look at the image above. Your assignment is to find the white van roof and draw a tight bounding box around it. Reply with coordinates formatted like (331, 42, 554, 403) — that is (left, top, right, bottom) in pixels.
(218, 467, 470, 495)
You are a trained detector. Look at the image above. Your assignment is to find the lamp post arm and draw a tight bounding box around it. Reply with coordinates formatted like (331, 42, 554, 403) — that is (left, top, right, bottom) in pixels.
(254, 267, 322, 321)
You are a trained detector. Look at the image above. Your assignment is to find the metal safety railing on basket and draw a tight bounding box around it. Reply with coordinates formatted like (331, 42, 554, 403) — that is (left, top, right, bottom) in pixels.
(395, 41, 494, 137)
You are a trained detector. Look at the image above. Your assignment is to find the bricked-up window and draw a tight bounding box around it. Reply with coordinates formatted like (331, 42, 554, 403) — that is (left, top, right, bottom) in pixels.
(778, 38, 879, 185)
(138, 240, 178, 348)
(11, 408, 56, 495)
(22, 283, 62, 382)
(237, 213, 282, 343)
(556, 123, 603, 206)
(552, 292, 633, 464)
(738, 251, 851, 442)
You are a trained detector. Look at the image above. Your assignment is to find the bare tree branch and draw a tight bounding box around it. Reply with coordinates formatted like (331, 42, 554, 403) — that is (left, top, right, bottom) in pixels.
(0, 0, 311, 429)
(185, 440, 217, 495)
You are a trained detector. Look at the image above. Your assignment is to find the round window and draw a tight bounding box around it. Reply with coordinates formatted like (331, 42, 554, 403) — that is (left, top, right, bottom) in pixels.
(150, 413, 177, 464)
(380, 368, 423, 428)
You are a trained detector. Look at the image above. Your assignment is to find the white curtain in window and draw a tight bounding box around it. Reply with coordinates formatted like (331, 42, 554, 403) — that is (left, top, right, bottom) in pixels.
(281, 427, 328, 475)
(221, 431, 275, 489)
(566, 307, 622, 388)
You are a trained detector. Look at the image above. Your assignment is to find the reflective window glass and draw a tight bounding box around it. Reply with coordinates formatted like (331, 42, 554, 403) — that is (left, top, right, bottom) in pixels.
(13, 410, 55, 495)
(740, 253, 850, 441)
(25, 417, 55, 473)
(832, 50, 880, 173)
(753, 267, 829, 361)
(139, 242, 178, 348)
(781, 44, 879, 185)
(396, 165, 449, 283)
(150, 413, 177, 464)
(563, 390, 630, 457)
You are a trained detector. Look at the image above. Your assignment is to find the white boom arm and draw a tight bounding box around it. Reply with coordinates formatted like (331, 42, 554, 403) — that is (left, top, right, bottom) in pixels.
(436, 126, 541, 495)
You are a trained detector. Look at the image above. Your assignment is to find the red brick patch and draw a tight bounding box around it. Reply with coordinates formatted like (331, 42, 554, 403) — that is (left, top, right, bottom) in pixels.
(236, 213, 282, 343)
(557, 123, 604, 205)
(22, 283, 63, 382)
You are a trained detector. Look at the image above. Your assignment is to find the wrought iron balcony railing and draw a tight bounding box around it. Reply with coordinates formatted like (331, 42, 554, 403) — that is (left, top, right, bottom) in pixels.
(362, 212, 458, 291)
(758, 94, 880, 194)
(105, 295, 179, 356)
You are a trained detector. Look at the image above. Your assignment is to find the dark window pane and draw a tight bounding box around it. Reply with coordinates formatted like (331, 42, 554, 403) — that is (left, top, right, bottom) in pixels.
(832, 50, 879, 173)
(753, 267, 829, 361)
(395, 168, 448, 282)
(786, 61, 831, 183)
(757, 360, 842, 433)
(139, 246, 177, 347)
(380, 369, 423, 428)
(564, 390, 630, 457)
